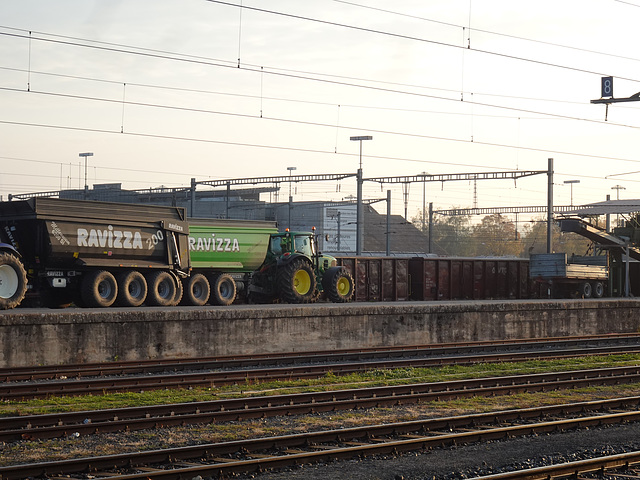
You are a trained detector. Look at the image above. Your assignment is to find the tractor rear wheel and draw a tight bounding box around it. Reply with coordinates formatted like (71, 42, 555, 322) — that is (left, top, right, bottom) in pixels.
(0, 252, 28, 310)
(277, 258, 317, 303)
(323, 266, 354, 303)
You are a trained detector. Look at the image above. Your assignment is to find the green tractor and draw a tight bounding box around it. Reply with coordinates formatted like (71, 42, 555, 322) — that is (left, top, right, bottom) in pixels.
(253, 228, 355, 304)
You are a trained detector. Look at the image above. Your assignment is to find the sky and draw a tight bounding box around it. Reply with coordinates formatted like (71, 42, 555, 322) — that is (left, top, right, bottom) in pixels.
(1, 0, 640, 222)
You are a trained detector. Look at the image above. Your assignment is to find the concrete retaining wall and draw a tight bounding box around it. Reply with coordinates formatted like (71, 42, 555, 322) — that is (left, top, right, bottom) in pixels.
(1, 299, 639, 367)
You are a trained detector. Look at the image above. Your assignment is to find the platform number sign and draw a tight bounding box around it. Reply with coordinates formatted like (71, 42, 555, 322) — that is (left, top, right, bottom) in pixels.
(601, 76, 613, 98)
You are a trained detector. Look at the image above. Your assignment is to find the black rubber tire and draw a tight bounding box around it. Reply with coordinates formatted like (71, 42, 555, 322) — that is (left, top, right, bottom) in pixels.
(211, 273, 237, 306)
(592, 281, 605, 298)
(322, 266, 355, 303)
(81, 270, 118, 308)
(277, 258, 317, 304)
(145, 270, 177, 307)
(170, 272, 183, 306)
(0, 252, 28, 310)
(114, 270, 147, 307)
(181, 273, 210, 306)
(580, 281, 592, 299)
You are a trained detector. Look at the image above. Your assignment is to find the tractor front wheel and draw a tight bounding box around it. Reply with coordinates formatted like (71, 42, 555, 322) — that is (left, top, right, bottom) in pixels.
(277, 259, 317, 304)
(323, 266, 355, 303)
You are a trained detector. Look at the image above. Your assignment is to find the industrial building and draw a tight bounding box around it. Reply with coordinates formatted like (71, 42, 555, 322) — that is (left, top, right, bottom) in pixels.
(46, 183, 433, 256)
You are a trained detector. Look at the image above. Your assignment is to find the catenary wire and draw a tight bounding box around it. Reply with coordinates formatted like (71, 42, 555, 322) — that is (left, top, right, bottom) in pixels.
(206, 0, 640, 84)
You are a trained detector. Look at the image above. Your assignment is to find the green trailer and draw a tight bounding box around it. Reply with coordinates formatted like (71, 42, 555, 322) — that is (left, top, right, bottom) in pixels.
(183, 218, 278, 306)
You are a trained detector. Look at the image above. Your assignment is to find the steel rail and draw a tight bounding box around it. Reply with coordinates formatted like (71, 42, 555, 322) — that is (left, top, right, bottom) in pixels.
(3, 333, 639, 382)
(3, 398, 640, 480)
(0, 345, 637, 400)
(4, 366, 640, 442)
(468, 451, 640, 479)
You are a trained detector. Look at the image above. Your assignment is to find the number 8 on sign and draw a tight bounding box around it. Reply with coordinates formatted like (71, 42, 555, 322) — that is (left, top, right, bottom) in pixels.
(601, 76, 613, 98)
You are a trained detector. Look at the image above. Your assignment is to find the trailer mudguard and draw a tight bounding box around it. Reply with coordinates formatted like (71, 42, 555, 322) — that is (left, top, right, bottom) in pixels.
(0, 242, 20, 258)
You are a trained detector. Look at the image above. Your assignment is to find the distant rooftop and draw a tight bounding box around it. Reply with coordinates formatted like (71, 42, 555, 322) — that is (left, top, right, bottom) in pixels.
(563, 199, 640, 216)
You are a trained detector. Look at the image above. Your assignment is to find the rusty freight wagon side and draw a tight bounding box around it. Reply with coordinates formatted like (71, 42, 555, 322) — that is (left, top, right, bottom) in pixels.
(409, 257, 530, 301)
(336, 257, 409, 302)
(337, 256, 531, 302)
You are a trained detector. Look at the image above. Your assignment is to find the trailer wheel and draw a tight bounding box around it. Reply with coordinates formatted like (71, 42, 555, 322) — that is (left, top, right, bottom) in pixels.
(277, 258, 317, 303)
(81, 270, 118, 308)
(145, 271, 177, 307)
(322, 266, 354, 303)
(579, 281, 592, 299)
(0, 252, 28, 310)
(211, 273, 236, 306)
(115, 270, 147, 307)
(592, 281, 605, 298)
(170, 272, 183, 306)
(181, 273, 210, 306)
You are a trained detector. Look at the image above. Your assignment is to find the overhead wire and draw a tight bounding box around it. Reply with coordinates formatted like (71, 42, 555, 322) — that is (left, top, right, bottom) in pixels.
(205, 0, 640, 84)
(331, 0, 640, 65)
(1, 5, 639, 200)
(4, 29, 635, 125)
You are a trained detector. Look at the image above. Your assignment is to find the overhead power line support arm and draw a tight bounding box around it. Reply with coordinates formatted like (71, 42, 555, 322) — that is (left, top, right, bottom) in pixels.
(591, 76, 640, 121)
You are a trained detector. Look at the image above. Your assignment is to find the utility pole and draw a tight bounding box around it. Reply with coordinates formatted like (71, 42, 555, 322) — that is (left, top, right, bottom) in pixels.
(386, 189, 391, 256)
(547, 158, 554, 254)
(350, 135, 372, 255)
(79, 152, 93, 199)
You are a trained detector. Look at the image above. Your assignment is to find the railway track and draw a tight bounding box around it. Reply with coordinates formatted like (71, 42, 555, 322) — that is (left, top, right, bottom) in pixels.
(4, 334, 640, 399)
(4, 365, 640, 442)
(4, 333, 640, 382)
(4, 396, 640, 480)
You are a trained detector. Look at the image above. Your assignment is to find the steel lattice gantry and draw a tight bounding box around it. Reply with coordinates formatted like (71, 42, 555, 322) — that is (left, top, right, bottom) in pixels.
(364, 170, 545, 184)
(435, 205, 577, 216)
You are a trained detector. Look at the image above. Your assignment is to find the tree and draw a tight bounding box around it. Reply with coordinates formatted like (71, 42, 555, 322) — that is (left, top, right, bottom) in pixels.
(411, 208, 475, 256)
(520, 216, 591, 256)
(471, 214, 522, 257)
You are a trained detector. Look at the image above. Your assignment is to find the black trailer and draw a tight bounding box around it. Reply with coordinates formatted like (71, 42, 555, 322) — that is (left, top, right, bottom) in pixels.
(0, 198, 190, 309)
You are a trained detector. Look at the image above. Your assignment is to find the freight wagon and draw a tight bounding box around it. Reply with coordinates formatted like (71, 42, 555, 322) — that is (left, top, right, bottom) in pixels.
(529, 253, 608, 298)
(337, 256, 531, 301)
(0, 198, 355, 309)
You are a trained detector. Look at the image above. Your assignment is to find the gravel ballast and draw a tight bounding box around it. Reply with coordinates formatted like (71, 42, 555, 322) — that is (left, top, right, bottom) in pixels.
(242, 423, 640, 479)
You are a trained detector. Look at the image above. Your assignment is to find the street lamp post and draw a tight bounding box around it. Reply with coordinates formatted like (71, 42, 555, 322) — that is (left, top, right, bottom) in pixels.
(350, 135, 372, 255)
(287, 166, 296, 230)
(79, 152, 93, 199)
(563, 179, 580, 206)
